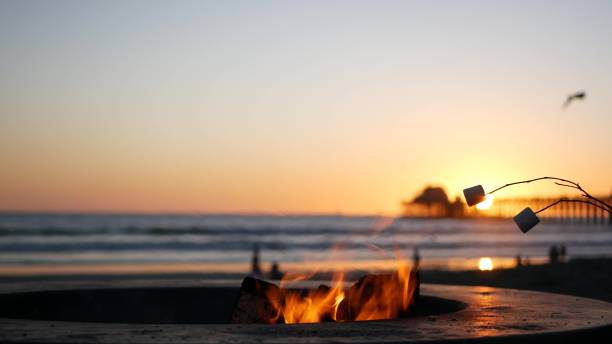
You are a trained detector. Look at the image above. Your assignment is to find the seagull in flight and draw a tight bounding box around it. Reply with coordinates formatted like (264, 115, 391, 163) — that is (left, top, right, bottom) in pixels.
(563, 91, 586, 109)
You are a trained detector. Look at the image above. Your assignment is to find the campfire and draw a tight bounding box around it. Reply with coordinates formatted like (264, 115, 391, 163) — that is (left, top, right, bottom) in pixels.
(3, 281, 610, 343)
(230, 262, 420, 324)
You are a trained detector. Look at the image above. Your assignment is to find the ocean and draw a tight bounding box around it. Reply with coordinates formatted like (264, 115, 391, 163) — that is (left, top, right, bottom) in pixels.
(0, 213, 611, 276)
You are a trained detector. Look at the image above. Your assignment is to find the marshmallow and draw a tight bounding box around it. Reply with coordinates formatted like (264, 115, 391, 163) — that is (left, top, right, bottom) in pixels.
(513, 207, 540, 233)
(463, 185, 486, 207)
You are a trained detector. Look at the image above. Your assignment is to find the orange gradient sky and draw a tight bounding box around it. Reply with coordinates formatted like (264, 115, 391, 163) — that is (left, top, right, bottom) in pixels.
(1, 1, 611, 214)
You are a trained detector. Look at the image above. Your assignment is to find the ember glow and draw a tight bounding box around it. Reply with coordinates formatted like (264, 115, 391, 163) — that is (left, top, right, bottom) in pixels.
(264, 261, 418, 324)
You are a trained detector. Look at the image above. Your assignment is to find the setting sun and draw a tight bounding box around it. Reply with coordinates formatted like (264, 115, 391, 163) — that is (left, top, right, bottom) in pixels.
(478, 257, 494, 271)
(476, 195, 494, 211)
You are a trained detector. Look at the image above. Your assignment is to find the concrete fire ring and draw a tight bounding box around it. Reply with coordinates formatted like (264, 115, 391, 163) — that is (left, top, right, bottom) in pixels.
(0, 281, 611, 343)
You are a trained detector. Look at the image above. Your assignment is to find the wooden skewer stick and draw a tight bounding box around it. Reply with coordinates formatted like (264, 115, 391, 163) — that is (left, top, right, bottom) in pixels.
(535, 199, 611, 215)
(487, 176, 612, 213)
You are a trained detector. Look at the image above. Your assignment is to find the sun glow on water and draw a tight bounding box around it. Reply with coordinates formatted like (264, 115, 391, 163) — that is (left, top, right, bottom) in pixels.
(478, 257, 494, 271)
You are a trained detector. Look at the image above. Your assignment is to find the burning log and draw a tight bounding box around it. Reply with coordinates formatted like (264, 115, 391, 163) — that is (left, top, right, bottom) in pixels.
(338, 269, 420, 321)
(230, 269, 420, 324)
(230, 277, 281, 324)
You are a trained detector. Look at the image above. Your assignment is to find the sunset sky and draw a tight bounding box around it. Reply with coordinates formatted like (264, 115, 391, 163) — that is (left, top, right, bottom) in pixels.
(1, 0, 611, 214)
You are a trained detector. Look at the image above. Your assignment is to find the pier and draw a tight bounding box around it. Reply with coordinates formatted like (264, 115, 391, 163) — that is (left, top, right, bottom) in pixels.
(402, 187, 611, 224)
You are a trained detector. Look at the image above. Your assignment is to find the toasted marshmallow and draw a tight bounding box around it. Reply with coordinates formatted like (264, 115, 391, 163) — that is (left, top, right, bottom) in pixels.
(514, 207, 540, 233)
(463, 185, 486, 207)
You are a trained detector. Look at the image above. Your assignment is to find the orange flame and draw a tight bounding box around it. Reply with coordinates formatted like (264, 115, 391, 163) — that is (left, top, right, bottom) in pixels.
(264, 259, 417, 324)
(345, 261, 417, 321)
(266, 270, 345, 324)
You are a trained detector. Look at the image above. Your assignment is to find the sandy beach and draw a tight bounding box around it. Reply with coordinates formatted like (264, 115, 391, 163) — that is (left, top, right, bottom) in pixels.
(2, 257, 610, 303)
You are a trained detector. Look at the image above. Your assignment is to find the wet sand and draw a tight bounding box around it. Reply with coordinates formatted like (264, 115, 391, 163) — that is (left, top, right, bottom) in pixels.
(1, 257, 610, 302)
(421, 257, 612, 302)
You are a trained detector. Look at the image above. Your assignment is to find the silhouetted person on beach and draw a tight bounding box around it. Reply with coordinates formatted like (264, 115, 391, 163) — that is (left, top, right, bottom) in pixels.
(559, 245, 567, 262)
(563, 91, 586, 109)
(515, 254, 522, 268)
(549, 245, 559, 264)
(412, 248, 421, 269)
(251, 244, 262, 277)
(269, 261, 283, 280)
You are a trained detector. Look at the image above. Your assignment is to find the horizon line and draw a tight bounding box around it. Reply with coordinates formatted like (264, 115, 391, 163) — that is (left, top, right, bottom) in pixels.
(0, 209, 397, 217)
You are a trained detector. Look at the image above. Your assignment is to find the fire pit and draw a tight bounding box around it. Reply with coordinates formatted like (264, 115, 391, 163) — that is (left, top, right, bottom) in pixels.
(1, 280, 611, 343)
